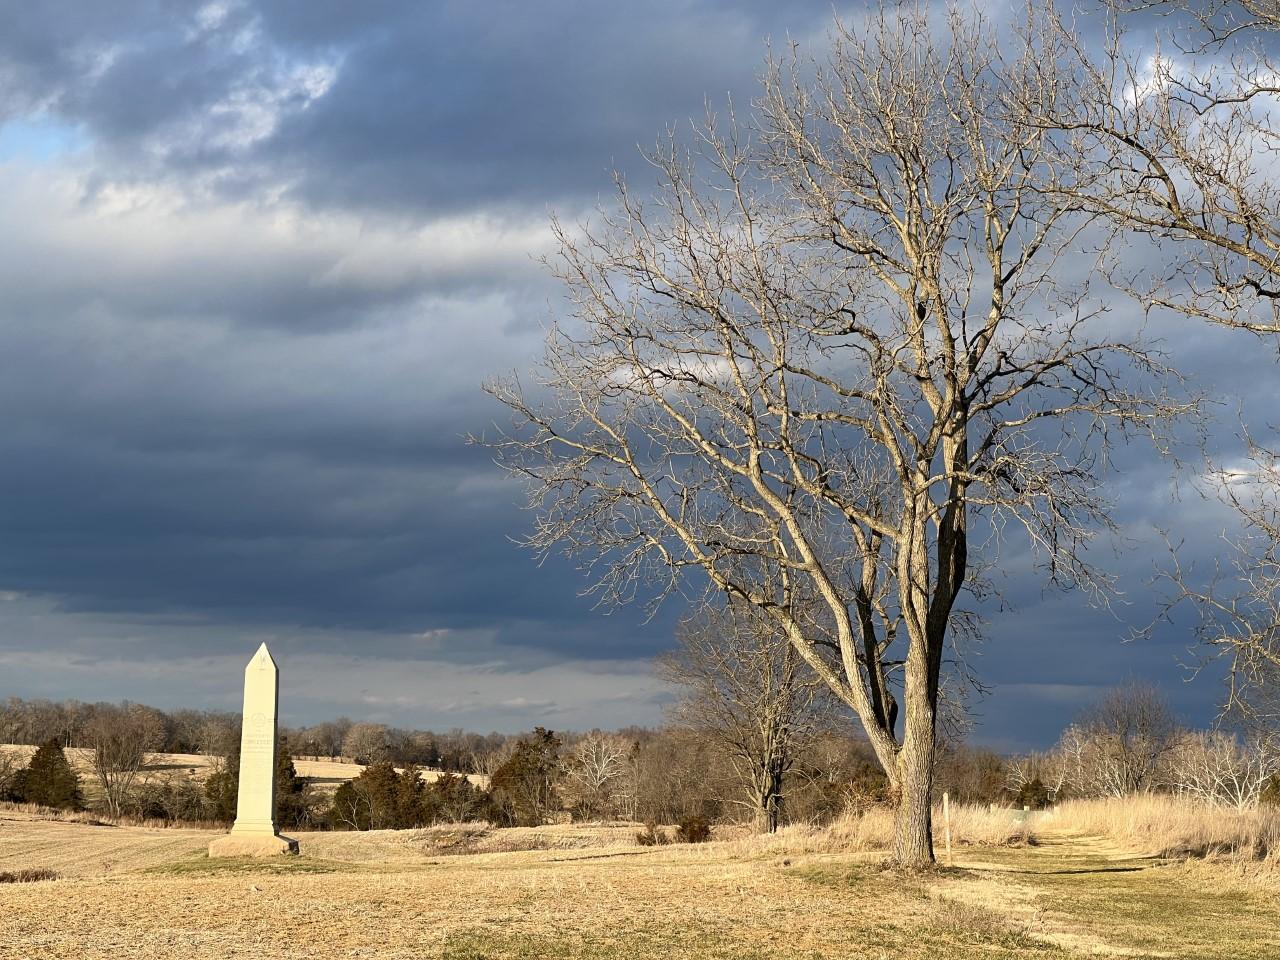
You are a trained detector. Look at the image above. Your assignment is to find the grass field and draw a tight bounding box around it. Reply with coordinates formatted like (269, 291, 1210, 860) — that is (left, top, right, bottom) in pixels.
(1, 803, 1276, 960)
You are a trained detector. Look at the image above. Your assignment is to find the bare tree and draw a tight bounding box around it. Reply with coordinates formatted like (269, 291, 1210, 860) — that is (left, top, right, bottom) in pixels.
(342, 723, 393, 765)
(298, 718, 352, 759)
(1040, 6, 1280, 724)
(330, 774, 381, 831)
(1055, 683, 1181, 797)
(471, 739, 517, 781)
(196, 715, 240, 769)
(631, 727, 726, 825)
(89, 704, 165, 818)
(1006, 750, 1070, 804)
(1169, 728, 1280, 809)
(1157, 441, 1280, 726)
(0, 748, 19, 799)
(660, 600, 829, 832)
(1047, 2, 1280, 338)
(561, 731, 634, 820)
(483, 5, 1186, 865)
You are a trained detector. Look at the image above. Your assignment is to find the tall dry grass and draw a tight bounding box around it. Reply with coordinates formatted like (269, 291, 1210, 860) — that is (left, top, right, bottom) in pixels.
(1047, 794, 1280, 863)
(722, 802, 1031, 858)
(0, 800, 227, 831)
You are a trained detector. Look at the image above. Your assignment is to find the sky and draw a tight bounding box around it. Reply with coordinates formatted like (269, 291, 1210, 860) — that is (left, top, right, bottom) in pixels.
(0, 1, 1275, 750)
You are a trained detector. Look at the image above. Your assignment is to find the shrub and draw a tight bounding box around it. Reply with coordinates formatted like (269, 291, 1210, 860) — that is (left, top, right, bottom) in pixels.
(1261, 774, 1280, 809)
(331, 761, 404, 830)
(0, 869, 58, 883)
(635, 821, 670, 846)
(1012, 777, 1051, 811)
(203, 736, 317, 827)
(676, 814, 712, 843)
(128, 778, 207, 822)
(12, 740, 83, 810)
(935, 745, 1010, 805)
(204, 766, 237, 822)
(330, 763, 497, 831)
(275, 743, 316, 829)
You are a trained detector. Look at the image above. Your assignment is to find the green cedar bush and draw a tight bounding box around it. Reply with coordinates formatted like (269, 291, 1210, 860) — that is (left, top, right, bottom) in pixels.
(13, 739, 83, 811)
(675, 814, 712, 843)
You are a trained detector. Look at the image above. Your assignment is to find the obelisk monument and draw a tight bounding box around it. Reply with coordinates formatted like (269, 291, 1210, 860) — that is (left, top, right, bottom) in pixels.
(209, 643, 299, 857)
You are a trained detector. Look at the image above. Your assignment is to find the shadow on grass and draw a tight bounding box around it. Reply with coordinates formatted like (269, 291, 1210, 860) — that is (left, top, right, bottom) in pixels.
(996, 864, 1151, 876)
(142, 855, 356, 877)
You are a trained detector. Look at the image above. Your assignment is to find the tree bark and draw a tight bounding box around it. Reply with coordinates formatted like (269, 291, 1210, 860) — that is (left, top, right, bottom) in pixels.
(892, 623, 942, 866)
(892, 725, 936, 865)
(890, 670, 942, 870)
(753, 760, 785, 834)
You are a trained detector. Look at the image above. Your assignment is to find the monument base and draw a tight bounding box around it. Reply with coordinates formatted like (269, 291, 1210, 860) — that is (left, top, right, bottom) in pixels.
(208, 832, 299, 858)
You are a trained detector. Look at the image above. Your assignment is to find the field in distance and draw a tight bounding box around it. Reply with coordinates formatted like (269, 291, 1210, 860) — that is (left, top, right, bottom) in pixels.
(0, 744, 487, 804)
(1, 802, 1277, 960)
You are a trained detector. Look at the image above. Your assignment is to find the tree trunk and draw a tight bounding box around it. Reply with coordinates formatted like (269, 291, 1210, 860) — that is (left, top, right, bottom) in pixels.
(892, 654, 938, 866)
(892, 728, 935, 865)
(752, 762, 785, 833)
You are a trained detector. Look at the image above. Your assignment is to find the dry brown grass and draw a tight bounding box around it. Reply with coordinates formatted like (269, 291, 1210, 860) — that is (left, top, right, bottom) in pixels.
(297, 822, 644, 863)
(0, 807, 217, 877)
(1044, 794, 1280, 863)
(0, 868, 58, 883)
(0, 814, 1055, 960)
(2, 804, 1278, 959)
(1, 800, 230, 830)
(721, 802, 1031, 859)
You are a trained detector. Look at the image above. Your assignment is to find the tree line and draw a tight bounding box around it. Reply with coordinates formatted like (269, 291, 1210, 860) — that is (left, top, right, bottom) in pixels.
(3, 682, 1275, 829)
(0, 696, 511, 772)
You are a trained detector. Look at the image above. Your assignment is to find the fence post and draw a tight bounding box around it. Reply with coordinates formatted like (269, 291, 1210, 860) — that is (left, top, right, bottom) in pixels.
(942, 791, 953, 866)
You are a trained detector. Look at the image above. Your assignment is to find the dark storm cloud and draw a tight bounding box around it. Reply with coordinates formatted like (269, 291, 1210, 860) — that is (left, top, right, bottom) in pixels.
(0, 167, 681, 677)
(0, 0, 842, 663)
(260, 0, 840, 214)
(0, 0, 844, 214)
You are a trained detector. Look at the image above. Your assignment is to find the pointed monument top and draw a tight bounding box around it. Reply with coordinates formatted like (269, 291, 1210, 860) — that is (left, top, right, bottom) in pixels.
(248, 642, 278, 670)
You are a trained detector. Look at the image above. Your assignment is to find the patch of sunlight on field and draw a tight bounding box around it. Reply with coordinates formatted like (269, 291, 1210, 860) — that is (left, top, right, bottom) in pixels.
(1, 806, 1278, 960)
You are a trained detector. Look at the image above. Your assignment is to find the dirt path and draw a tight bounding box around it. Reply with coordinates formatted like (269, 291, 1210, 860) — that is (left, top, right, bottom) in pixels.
(935, 828, 1280, 959)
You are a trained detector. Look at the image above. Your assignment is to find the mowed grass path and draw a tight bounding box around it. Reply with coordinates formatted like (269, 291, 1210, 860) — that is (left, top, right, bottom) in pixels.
(0, 814, 1275, 959)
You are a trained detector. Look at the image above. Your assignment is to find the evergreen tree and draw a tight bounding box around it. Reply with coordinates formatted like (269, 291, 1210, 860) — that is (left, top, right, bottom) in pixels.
(1012, 777, 1051, 811)
(330, 761, 403, 830)
(274, 737, 312, 828)
(489, 728, 563, 826)
(422, 772, 493, 824)
(204, 742, 240, 822)
(14, 738, 83, 810)
(1262, 774, 1280, 808)
(394, 763, 427, 827)
(204, 735, 313, 826)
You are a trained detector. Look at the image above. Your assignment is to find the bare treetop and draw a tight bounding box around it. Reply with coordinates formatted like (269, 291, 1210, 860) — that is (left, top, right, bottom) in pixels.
(1157, 439, 1280, 726)
(1050, 2, 1280, 337)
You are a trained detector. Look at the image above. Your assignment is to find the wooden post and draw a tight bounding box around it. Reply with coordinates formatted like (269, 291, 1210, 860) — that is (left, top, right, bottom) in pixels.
(942, 791, 953, 866)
